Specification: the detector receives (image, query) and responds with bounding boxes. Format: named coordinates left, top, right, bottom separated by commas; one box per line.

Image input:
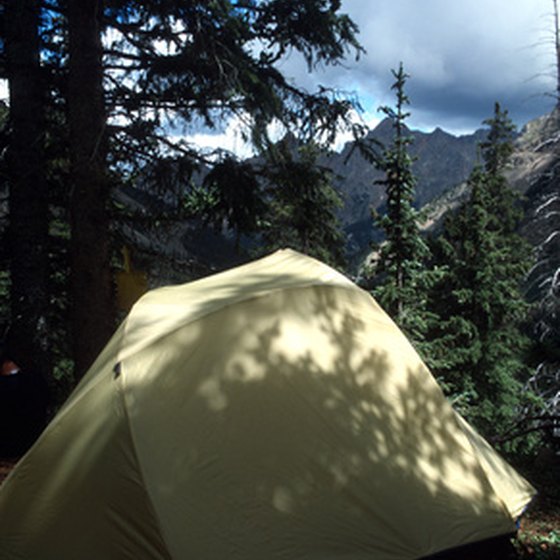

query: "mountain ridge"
left=325, top=118, right=487, bottom=259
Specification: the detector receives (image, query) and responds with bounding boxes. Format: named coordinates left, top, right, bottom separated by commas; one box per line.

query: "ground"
left=516, top=507, right=560, bottom=559
left=512, top=453, right=560, bottom=560
left=0, top=455, right=558, bottom=558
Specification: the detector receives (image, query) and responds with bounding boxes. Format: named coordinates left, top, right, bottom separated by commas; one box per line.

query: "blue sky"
left=185, top=0, right=557, bottom=155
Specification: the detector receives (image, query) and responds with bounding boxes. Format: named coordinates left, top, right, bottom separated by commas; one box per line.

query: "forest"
left=0, top=1, right=559, bottom=558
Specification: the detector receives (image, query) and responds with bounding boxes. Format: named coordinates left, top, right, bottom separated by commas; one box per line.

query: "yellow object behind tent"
left=0, top=249, right=535, bottom=560
left=115, top=246, right=148, bottom=312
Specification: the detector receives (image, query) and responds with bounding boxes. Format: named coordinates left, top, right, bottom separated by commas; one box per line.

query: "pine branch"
left=490, top=414, right=560, bottom=444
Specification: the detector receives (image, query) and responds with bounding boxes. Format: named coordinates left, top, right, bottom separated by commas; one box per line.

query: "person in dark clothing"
left=0, top=343, right=49, bottom=458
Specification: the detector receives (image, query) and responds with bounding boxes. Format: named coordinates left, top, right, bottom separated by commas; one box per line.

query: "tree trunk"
left=554, top=0, right=560, bottom=108
left=5, top=0, right=50, bottom=375
left=66, top=0, right=114, bottom=379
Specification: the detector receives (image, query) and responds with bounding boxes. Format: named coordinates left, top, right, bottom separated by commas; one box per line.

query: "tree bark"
left=66, top=0, right=114, bottom=378
left=5, top=0, right=50, bottom=374
left=554, top=0, right=560, bottom=108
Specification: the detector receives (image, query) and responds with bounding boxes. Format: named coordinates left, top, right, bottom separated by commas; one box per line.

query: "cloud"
left=278, top=0, right=556, bottom=134
left=173, top=115, right=255, bottom=159
left=8, top=2, right=550, bottom=155
left=3, top=2, right=556, bottom=157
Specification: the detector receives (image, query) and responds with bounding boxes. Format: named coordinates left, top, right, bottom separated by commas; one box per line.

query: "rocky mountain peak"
left=328, top=119, right=485, bottom=259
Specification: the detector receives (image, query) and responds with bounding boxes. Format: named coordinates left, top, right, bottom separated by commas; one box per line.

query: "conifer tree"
left=67, top=0, right=115, bottom=378
left=372, top=64, right=432, bottom=342
left=3, top=0, right=50, bottom=375
left=262, top=139, right=346, bottom=268
left=427, top=103, right=533, bottom=440
left=1, top=0, right=363, bottom=381
left=195, top=157, right=267, bottom=252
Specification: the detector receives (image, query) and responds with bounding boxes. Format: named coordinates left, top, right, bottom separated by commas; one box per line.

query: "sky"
left=191, top=0, right=558, bottom=154
left=1, top=0, right=556, bottom=154
left=304, top=0, right=556, bottom=134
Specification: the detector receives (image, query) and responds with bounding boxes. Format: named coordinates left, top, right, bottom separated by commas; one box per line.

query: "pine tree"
left=372, top=64, right=432, bottom=342
left=191, top=156, right=267, bottom=252
left=4, top=0, right=50, bottom=375
left=67, top=0, right=115, bottom=377
left=427, top=103, right=533, bottom=440
left=262, top=139, right=346, bottom=268
left=102, top=0, right=363, bottom=173
left=1, top=0, right=363, bottom=381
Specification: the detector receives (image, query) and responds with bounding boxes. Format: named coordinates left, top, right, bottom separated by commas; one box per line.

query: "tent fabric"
left=0, top=249, right=535, bottom=560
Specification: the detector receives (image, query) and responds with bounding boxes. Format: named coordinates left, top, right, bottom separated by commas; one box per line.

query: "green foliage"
left=426, top=103, right=535, bottom=443
left=198, top=157, right=267, bottom=246
left=1, top=0, right=363, bottom=390
left=102, top=0, right=363, bottom=269
left=515, top=528, right=560, bottom=559
left=480, top=102, right=516, bottom=176
left=183, top=136, right=347, bottom=267
left=103, top=0, right=363, bottom=172
left=370, top=64, right=434, bottom=343
left=261, top=139, right=346, bottom=267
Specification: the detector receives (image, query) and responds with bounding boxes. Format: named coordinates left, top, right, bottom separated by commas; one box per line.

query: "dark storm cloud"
left=282, top=0, right=556, bottom=133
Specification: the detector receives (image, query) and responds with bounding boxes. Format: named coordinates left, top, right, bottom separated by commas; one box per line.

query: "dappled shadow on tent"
left=123, top=281, right=514, bottom=559
left=0, top=252, right=532, bottom=560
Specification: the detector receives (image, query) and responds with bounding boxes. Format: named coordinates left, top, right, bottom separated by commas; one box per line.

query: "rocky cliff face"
left=327, top=119, right=485, bottom=257
left=521, top=135, right=560, bottom=301
left=420, top=112, right=560, bottom=234
left=517, top=112, right=560, bottom=425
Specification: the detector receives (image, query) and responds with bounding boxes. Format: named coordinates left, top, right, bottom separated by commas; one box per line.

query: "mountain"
left=325, top=119, right=486, bottom=258
left=518, top=112, right=560, bottom=303
left=514, top=111, right=560, bottom=424
left=121, top=114, right=560, bottom=280
left=115, top=119, right=487, bottom=274
left=420, top=111, right=560, bottom=235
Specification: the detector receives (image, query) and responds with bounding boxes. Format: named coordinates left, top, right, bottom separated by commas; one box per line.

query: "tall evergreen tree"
left=102, top=0, right=362, bottom=173
left=195, top=156, right=267, bottom=252
left=261, top=139, right=346, bottom=267
left=427, top=103, right=533, bottom=440
left=3, top=0, right=50, bottom=375
left=372, top=64, right=431, bottom=341
left=66, top=0, right=114, bottom=378
left=186, top=137, right=346, bottom=267
left=85, top=0, right=360, bottom=380
left=1, top=0, right=363, bottom=381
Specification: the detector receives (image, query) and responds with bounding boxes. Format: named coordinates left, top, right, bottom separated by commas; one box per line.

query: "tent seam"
left=115, top=374, right=174, bottom=560
left=119, top=281, right=369, bottom=364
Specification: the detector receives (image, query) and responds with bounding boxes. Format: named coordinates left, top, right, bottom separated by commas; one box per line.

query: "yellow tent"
left=0, top=249, right=535, bottom=560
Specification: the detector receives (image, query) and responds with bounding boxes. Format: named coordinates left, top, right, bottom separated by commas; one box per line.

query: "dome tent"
left=0, top=249, right=534, bottom=560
